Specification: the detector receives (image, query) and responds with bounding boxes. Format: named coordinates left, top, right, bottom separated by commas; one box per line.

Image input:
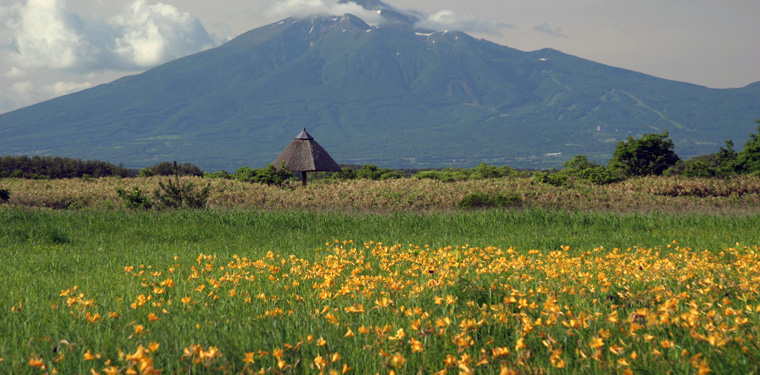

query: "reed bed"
left=1, top=175, right=760, bottom=213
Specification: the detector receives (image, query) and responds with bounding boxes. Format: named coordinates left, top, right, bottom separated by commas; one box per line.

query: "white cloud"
left=5, top=0, right=97, bottom=70
left=0, top=0, right=218, bottom=113
left=533, top=22, right=567, bottom=38
left=10, top=79, right=92, bottom=104
left=414, top=9, right=510, bottom=35
left=0, top=0, right=216, bottom=72
left=111, top=0, right=214, bottom=68
left=5, top=66, right=26, bottom=78
left=265, top=0, right=385, bottom=25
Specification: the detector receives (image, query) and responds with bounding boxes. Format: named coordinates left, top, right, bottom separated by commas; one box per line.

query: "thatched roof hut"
left=272, top=128, right=340, bottom=185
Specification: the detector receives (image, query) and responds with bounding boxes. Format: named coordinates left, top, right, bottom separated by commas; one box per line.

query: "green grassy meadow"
left=2, top=208, right=760, bottom=374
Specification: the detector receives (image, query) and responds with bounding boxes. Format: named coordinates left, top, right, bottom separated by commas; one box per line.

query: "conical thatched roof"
left=272, top=128, right=341, bottom=172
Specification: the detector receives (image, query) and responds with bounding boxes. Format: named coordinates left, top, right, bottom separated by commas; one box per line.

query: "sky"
left=1, top=0, right=758, bottom=114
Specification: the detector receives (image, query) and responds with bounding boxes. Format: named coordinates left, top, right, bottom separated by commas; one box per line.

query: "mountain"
left=1, top=3, right=759, bottom=171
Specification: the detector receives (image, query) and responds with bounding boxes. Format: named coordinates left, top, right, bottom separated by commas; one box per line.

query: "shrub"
left=471, top=162, right=515, bottom=179
left=0, top=188, right=9, bottom=202
left=153, top=171, right=210, bottom=209
left=533, top=171, right=571, bottom=188
left=458, top=193, right=522, bottom=209
left=682, top=160, right=717, bottom=178
left=205, top=170, right=233, bottom=179
left=379, top=170, right=405, bottom=180
left=141, top=161, right=204, bottom=177
left=356, top=165, right=388, bottom=180
left=415, top=169, right=470, bottom=182
left=115, top=186, right=152, bottom=209
left=331, top=167, right=357, bottom=180
left=138, top=168, right=156, bottom=177
left=153, top=179, right=210, bottom=209
left=235, top=164, right=292, bottom=186
left=562, top=155, right=620, bottom=185
left=584, top=167, right=622, bottom=185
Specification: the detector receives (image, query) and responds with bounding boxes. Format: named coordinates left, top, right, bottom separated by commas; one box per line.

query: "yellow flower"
left=515, top=337, right=526, bottom=351
left=147, top=312, right=160, bottom=322
left=242, top=352, right=255, bottom=364
left=589, top=337, right=604, bottom=349
left=491, top=347, right=510, bottom=358
left=410, top=338, right=423, bottom=353
left=28, top=357, right=46, bottom=369
left=84, top=350, right=96, bottom=361
left=344, top=304, right=365, bottom=313
left=331, top=352, right=341, bottom=363
left=549, top=349, right=565, bottom=368
left=344, top=328, right=354, bottom=337
left=389, top=353, right=406, bottom=369
left=313, top=355, right=327, bottom=370
left=375, top=297, right=393, bottom=308
left=443, top=354, right=457, bottom=367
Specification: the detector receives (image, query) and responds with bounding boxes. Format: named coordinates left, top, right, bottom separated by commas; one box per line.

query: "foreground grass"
left=2, top=209, right=760, bottom=374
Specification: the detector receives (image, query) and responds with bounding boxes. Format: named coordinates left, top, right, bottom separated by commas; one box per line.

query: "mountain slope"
left=1, top=12, right=758, bottom=170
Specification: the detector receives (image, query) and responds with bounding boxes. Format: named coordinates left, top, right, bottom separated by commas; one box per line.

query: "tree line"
left=0, top=155, right=136, bottom=179
left=2, top=120, right=759, bottom=183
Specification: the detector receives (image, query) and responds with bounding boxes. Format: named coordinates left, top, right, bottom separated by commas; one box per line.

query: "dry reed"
left=1, top=175, right=759, bottom=213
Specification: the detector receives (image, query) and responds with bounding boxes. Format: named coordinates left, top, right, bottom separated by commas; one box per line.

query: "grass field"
left=2, top=208, right=759, bottom=374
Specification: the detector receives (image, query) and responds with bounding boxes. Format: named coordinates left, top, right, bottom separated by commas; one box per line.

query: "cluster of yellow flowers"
left=32, top=240, right=760, bottom=374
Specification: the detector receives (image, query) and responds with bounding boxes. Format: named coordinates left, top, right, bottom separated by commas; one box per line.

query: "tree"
left=734, top=120, right=760, bottom=174
left=608, top=131, right=680, bottom=177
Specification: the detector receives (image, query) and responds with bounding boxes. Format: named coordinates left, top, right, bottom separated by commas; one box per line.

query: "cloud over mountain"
left=110, top=0, right=215, bottom=68
left=265, top=0, right=385, bottom=25
left=2, top=0, right=214, bottom=71
left=0, top=0, right=216, bottom=111
left=414, top=9, right=511, bottom=35
left=3, top=0, right=97, bottom=71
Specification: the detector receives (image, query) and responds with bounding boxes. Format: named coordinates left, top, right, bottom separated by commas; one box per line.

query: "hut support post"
left=301, top=171, right=307, bottom=186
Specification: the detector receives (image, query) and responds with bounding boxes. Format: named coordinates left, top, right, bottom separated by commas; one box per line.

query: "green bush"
left=415, top=169, right=470, bottom=182
left=584, top=167, right=622, bottom=185
left=115, top=186, right=152, bottom=209
left=471, top=162, right=516, bottom=179
left=533, top=171, right=571, bottom=188
left=235, top=164, right=292, bottom=186
left=138, top=168, right=156, bottom=177
left=141, top=161, right=204, bottom=177
left=562, top=155, right=621, bottom=185
left=330, top=167, right=357, bottom=180
left=379, top=170, right=405, bottom=180
left=458, top=193, right=522, bottom=209
left=682, top=160, right=717, bottom=178
left=205, top=170, right=233, bottom=179
left=356, top=165, right=394, bottom=180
